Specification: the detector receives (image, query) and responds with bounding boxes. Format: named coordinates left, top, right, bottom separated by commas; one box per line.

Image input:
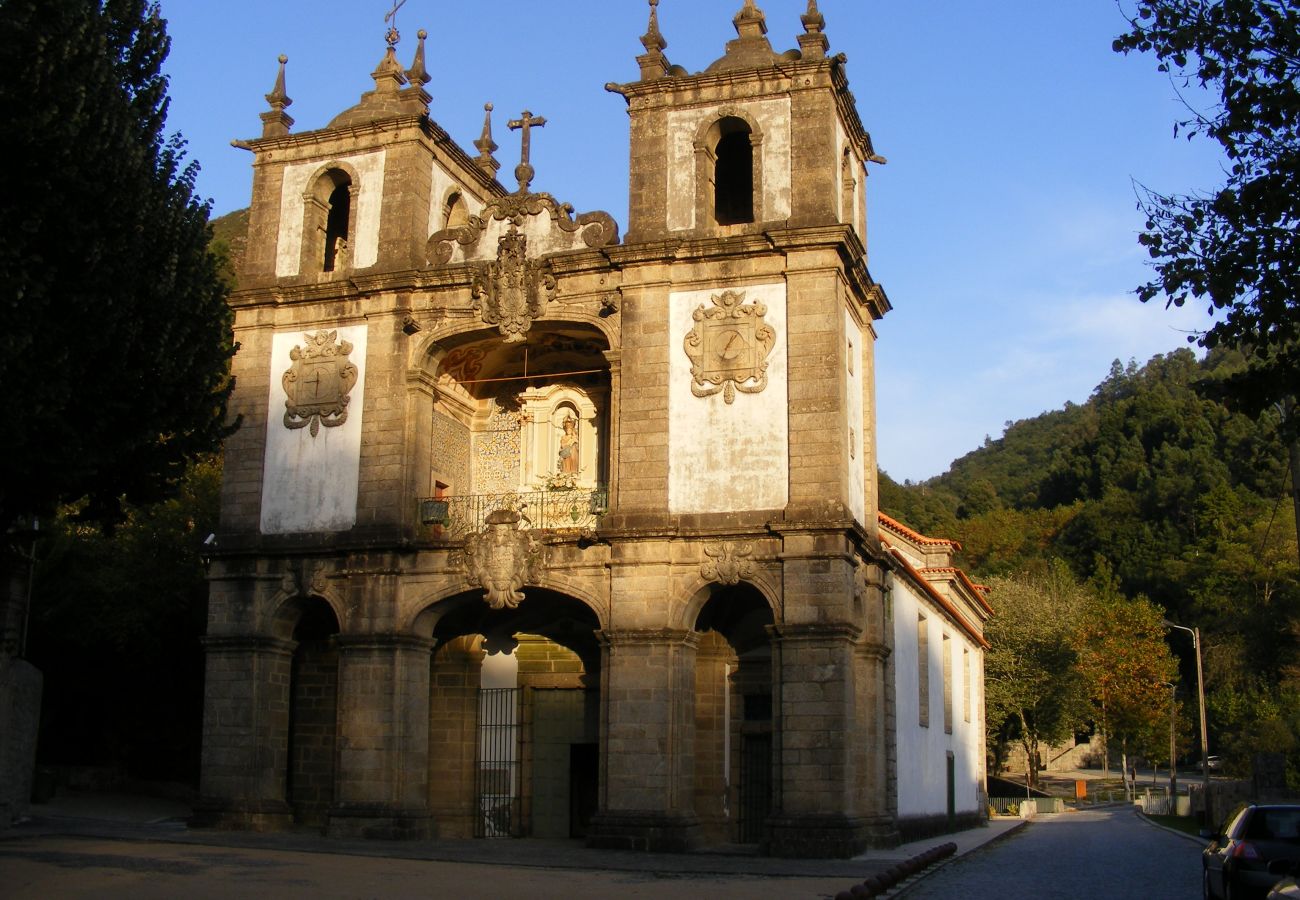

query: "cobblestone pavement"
left=901, top=807, right=1203, bottom=900
left=0, top=835, right=861, bottom=900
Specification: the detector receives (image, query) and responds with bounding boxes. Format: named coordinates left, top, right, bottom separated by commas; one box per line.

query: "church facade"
left=197, top=1, right=990, bottom=857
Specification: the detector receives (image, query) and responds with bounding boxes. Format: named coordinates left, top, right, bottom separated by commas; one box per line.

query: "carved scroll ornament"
left=701, top=541, right=756, bottom=586
left=282, top=330, right=359, bottom=436
left=464, top=509, right=545, bottom=610
left=683, top=291, right=777, bottom=404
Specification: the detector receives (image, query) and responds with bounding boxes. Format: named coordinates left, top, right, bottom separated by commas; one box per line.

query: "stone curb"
left=1136, top=809, right=1209, bottom=846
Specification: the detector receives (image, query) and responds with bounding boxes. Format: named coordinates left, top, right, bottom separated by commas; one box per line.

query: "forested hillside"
left=882, top=348, right=1300, bottom=780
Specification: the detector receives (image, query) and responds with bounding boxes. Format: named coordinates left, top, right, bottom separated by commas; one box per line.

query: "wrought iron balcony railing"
left=417, top=486, right=608, bottom=540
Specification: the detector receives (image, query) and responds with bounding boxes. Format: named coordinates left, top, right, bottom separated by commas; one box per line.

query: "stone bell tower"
left=589, top=0, right=897, bottom=855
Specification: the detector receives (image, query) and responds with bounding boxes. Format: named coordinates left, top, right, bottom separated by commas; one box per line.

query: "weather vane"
left=384, top=0, right=408, bottom=47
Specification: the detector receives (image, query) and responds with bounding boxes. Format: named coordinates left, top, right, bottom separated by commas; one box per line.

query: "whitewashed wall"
left=275, top=151, right=386, bottom=276
left=891, top=573, right=984, bottom=818
left=260, top=325, right=368, bottom=534
left=667, top=283, right=788, bottom=515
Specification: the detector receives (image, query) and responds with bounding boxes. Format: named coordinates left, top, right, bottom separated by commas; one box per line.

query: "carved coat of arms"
left=683, top=290, right=777, bottom=404
left=471, top=227, right=556, bottom=343
left=464, top=509, right=544, bottom=609
left=282, top=330, right=359, bottom=436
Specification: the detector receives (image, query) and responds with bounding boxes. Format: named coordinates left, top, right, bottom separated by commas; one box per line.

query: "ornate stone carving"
left=470, top=227, right=556, bottom=343
left=701, top=541, right=755, bottom=586
left=683, top=290, right=777, bottom=404
left=464, top=509, right=544, bottom=609
left=425, top=192, right=619, bottom=267
left=282, top=330, right=359, bottom=436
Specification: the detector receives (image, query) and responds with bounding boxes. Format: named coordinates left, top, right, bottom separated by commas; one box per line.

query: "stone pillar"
left=328, top=634, right=433, bottom=839
left=766, top=622, right=875, bottom=858
left=587, top=628, right=701, bottom=852
left=692, top=631, right=735, bottom=844
left=427, top=636, right=480, bottom=838
left=194, top=635, right=296, bottom=830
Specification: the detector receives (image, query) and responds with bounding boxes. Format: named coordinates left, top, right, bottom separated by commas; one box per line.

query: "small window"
left=942, top=634, right=953, bottom=734
left=444, top=191, right=469, bottom=229
left=714, top=117, right=754, bottom=225
left=918, top=614, right=929, bottom=728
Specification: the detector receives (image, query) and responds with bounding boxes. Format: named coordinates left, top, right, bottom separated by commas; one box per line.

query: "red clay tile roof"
left=883, top=539, right=990, bottom=649
left=877, top=512, right=962, bottom=551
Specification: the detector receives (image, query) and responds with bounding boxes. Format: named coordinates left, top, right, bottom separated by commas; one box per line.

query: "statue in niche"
left=556, top=415, right=579, bottom=475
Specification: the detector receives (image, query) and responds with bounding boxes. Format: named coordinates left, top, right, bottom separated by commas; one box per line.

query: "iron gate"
left=475, top=687, right=521, bottom=838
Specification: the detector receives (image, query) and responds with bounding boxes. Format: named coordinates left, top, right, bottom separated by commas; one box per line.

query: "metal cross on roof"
left=507, top=110, right=547, bottom=193
left=384, top=0, right=408, bottom=47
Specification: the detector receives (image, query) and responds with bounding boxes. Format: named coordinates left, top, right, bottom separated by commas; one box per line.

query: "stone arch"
left=676, top=570, right=781, bottom=634
left=266, top=580, right=348, bottom=642
left=442, top=188, right=471, bottom=230
left=415, top=586, right=604, bottom=839
left=693, top=108, right=766, bottom=229
left=299, top=161, right=362, bottom=275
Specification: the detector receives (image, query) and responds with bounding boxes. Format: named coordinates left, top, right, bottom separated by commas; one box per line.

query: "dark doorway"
left=569, top=742, right=598, bottom=838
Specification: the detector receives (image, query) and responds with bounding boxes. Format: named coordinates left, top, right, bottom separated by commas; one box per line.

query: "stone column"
left=426, top=636, right=481, bottom=838
left=766, top=622, right=874, bottom=858
left=587, top=628, right=701, bottom=852
left=328, top=634, right=434, bottom=839
left=194, top=635, right=296, bottom=830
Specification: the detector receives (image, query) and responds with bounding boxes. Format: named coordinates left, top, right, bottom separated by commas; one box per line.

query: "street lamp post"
left=1163, top=619, right=1210, bottom=834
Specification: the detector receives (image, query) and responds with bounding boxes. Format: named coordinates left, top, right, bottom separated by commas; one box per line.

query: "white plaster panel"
left=427, top=163, right=485, bottom=238
left=891, top=577, right=985, bottom=818
left=666, top=98, right=792, bottom=232
left=668, top=283, right=788, bottom=514
left=275, top=151, right=386, bottom=277
left=845, top=310, right=865, bottom=525
left=260, top=325, right=368, bottom=533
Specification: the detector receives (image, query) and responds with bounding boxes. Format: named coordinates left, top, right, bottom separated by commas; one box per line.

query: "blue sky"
left=161, top=0, right=1226, bottom=482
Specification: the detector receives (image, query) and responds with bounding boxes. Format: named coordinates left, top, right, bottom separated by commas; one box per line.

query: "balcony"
left=417, top=486, right=608, bottom=540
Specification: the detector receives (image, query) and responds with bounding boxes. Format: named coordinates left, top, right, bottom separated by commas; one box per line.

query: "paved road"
left=0, top=835, right=858, bottom=900
left=902, top=807, right=1202, bottom=900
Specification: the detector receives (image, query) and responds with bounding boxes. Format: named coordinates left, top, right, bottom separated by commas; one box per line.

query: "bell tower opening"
left=323, top=179, right=351, bottom=272
left=713, top=118, right=754, bottom=226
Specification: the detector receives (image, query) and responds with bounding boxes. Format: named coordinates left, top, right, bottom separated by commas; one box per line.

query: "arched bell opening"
left=691, top=583, right=775, bottom=845
left=417, top=324, right=612, bottom=540
left=421, top=588, right=602, bottom=839
left=279, top=596, right=341, bottom=828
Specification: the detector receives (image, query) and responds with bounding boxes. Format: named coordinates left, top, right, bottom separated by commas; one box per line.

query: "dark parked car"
left=1204, top=804, right=1300, bottom=900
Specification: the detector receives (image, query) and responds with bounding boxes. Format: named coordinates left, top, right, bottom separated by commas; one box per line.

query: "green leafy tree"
left=1113, top=1, right=1300, bottom=407
left=0, top=0, right=234, bottom=528
left=1075, top=568, right=1179, bottom=792
left=983, top=563, right=1091, bottom=788
left=28, top=456, right=220, bottom=782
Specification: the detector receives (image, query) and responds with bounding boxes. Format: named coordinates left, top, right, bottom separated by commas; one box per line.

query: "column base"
left=764, top=813, right=883, bottom=858
left=586, top=811, right=702, bottom=853
left=189, top=798, right=293, bottom=832
left=326, top=803, right=434, bottom=840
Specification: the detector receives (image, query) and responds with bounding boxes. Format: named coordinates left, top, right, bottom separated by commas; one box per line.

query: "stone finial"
left=474, top=102, right=501, bottom=177
left=406, top=28, right=431, bottom=86
left=259, top=54, right=294, bottom=138
left=798, top=0, right=829, bottom=59
left=733, top=0, right=768, bottom=39
left=638, top=0, right=671, bottom=81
